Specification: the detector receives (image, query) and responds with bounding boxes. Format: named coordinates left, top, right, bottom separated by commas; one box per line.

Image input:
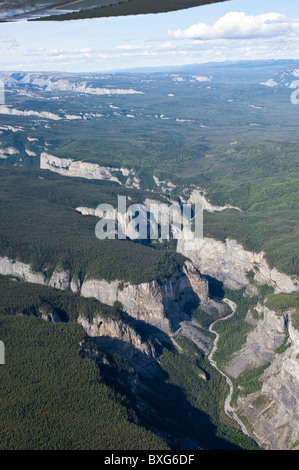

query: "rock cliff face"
left=40, top=152, right=137, bottom=186
left=81, top=261, right=208, bottom=334
left=49, top=269, right=71, bottom=290
left=0, top=256, right=208, bottom=335
left=78, top=315, right=153, bottom=359
left=81, top=279, right=119, bottom=306
left=186, top=189, right=242, bottom=213
left=177, top=237, right=299, bottom=294
left=0, top=256, right=47, bottom=285
left=224, top=305, right=287, bottom=379
left=225, top=305, right=299, bottom=450
left=40, top=152, right=122, bottom=183
left=74, top=194, right=298, bottom=295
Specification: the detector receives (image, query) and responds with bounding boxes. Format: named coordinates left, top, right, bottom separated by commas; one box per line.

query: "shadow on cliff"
left=204, top=275, right=225, bottom=300
left=91, top=309, right=176, bottom=378
left=87, top=311, right=254, bottom=450
left=94, top=338, right=252, bottom=451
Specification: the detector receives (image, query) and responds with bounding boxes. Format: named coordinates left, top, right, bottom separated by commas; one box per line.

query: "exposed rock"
left=75, top=206, right=96, bottom=216
left=187, top=189, right=242, bottom=213
left=0, top=255, right=208, bottom=335
left=0, top=256, right=47, bottom=285
left=40, top=152, right=122, bottom=184
left=255, top=260, right=297, bottom=294
left=78, top=315, right=157, bottom=375
left=49, top=269, right=70, bottom=290
left=81, top=279, right=119, bottom=306
left=70, top=277, right=81, bottom=293
left=245, top=283, right=259, bottom=297
left=78, top=315, right=153, bottom=358
left=176, top=320, right=214, bottom=355
left=40, top=309, right=62, bottom=324
left=0, top=256, right=74, bottom=292
left=81, top=262, right=208, bottom=334
left=224, top=306, right=287, bottom=378
left=226, top=306, right=299, bottom=450
left=177, top=237, right=299, bottom=293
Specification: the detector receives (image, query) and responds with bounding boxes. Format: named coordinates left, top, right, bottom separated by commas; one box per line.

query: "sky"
left=0, top=0, right=298, bottom=72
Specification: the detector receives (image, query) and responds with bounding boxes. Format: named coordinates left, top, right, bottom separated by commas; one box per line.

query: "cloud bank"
left=168, top=12, right=299, bottom=40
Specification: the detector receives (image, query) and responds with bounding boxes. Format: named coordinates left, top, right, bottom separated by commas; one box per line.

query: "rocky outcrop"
left=0, top=256, right=47, bottom=285
left=0, top=256, right=208, bottom=335
left=40, top=305, right=62, bottom=323
left=177, top=237, right=299, bottom=294
left=81, top=261, right=208, bottom=334
left=224, top=305, right=287, bottom=379
left=78, top=315, right=153, bottom=358
left=75, top=207, right=97, bottom=217
left=49, top=269, right=71, bottom=290
left=225, top=305, right=299, bottom=450
left=81, top=279, right=119, bottom=306
left=41, top=152, right=140, bottom=187
left=0, top=257, right=73, bottom=291
left=40, top=152, right=122, bottom=184
left=70, top=277, right=81, bottom=293
left=186, top=189, right=242, bottom=213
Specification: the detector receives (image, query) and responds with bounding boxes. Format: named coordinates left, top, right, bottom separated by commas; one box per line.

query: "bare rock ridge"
left=0, top=256, right=208, bottom=335
left=78, top=315, right=154, bottom=361
left=177, top=237, right=299, bottom=294
left=40, top=152, right=138, bottom=187
left=82, top=261, right=208, bottom=334
left=225, top=305, right=289, bottom=379
left=227, top=305, right=299, bottom=450
left=0, top=256, right=48, bottom=285
left=186, top=188, right=242, bottom=213
left=40, top=152, right=122, bottom=184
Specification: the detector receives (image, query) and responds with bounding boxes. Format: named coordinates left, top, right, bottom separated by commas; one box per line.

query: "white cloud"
left=168, top=12, right=299, bottom=40
left=115, top=42, right=174, bottom=53
left=2, top=36, right=20, bottom=49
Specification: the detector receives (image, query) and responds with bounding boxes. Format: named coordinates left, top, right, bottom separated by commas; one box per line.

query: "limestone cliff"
left=224, top=305, right=299, bottom=450
left=81, top=261, right=208, bottom=334
left=186, top=188, right=242, bottom=213
left=224, top=305, right=288, bottom=379
left=49, top=269, right=71, bottom=290
left=40, top=152, right=137, bottom=186
left=40, top=152, right=122, bottom=183
left=0, top=256, right=47, bottom=285
left=177, top=237, right=299, bottom=294
left=0, top=256, right=208, bottom=335
left=78, top=315, right=154, bottom=359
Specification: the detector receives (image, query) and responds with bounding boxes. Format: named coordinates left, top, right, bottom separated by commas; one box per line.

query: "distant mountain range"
left=260, top=68, right=299, bottom=88
left=2, top=60, right=299, bottom=91
left=107, top=59, right=299, bottom=82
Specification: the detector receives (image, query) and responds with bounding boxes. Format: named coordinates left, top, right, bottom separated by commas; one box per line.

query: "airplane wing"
left=0, top=0, right=230, bottom=22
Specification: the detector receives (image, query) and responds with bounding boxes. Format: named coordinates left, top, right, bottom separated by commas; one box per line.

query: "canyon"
left=0, top=152, right=297, bottom=450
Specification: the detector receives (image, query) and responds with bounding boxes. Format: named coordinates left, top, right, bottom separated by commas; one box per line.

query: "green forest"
left=0, top=276, right=258, bottom=450
left=0, top=67, right=298, bottom=451
left=0, top=167, right=185, bottom=284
